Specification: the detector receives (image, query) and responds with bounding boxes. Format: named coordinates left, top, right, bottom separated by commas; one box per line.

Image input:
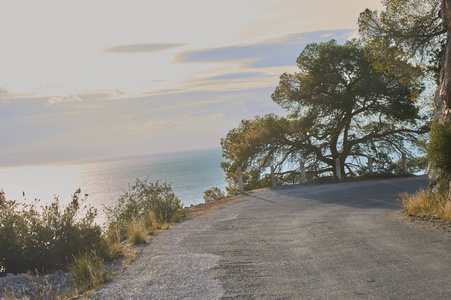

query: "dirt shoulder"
left=186, top=189, right=266, bottom=218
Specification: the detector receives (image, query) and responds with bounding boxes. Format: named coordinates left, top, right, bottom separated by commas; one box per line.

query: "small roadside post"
left=271, top=166, right=276, bottom=188
left=402, top=153, right=408, bottom=174
left=300, top=161, right=306, bottom=184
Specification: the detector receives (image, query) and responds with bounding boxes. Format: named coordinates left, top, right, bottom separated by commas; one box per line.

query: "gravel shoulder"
left=93, top=176, right=451, bottom=299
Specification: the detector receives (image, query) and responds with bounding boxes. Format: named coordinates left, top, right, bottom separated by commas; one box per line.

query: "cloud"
left=183, top=112, right=226, bottom=123
left=103, top=43, right=186, bottom=53
left=320, top=33, right=334, bottom=39
left=47, top=94, right=83, bottom=105
left=205, top=72, right=265, bottom=81
left=175, top=29, right=355, bottom=68
left=0, top=87, right=7, bottom=95
left=145, top=119, right=181, bottom=128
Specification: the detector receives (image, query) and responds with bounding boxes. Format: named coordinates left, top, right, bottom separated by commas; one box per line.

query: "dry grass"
left=1, top=275, right=60, bottom=300
left=187, top=193, right=249, bottom=218
left=67, top=252, right=113, bottom=295
left=399, top=189, right=451, bottom=220
left=144, top=210, right=157, bottom=229
left=128, top=219, right=148, bottom=246
left=441, top=201, right=451, bottom=220
left=106, top=229, right=124, bottom=260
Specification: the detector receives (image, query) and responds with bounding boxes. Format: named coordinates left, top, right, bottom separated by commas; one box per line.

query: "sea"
left=0, top=148, right=227, bottom=223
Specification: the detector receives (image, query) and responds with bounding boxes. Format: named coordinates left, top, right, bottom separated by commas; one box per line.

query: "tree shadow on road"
left=250, top=176, right=429, bottom=211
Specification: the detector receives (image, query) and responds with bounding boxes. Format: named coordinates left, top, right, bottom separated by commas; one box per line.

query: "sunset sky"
left=0, top=0, right=383, bottom=168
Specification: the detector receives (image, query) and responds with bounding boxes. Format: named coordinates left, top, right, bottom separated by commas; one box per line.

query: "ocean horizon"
left=0, top=148, right=227, bottom=223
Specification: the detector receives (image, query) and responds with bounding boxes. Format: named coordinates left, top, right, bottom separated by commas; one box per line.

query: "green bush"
left=0, top=189, right=104, bottom=274
left=68, top=251, right=110, bottom=291
left=428, top=121, right=451, bottom=173
left=203, top=187, right=225, bottom=203
left=105, top=179, right=184, bottom=241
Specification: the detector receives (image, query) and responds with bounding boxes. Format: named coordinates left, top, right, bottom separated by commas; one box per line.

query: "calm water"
left=0, top=148, right=227, bottom=222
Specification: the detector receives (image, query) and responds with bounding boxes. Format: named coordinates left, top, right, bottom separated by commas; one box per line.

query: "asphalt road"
left=94, top=176, right=451, bottom=299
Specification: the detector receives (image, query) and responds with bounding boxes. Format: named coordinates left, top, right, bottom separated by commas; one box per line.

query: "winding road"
left=94, top=176, right=451, bottom=299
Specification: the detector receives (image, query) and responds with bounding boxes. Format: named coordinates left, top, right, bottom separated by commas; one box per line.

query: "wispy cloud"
left=47, top=94, right=83, bottom=106
left=103, top=43, right=186, bottom=53
left=205, top=72, right=265, bottom=81
left=175, top=29, right=355, bottom=68
left=145, top=118, right=181, bottom=128
left=320, top=33, right=334, bottom=39
left=183, top=112, right=226, bottom=123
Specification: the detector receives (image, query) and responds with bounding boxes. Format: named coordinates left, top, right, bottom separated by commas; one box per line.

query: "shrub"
left=203, top=187, right=225, bottom=203
left=0, top=189, right=105, bottom=274
left=68, top=251, right=109, bottom=291
left=428, top=121, right=451, bottom=173
left=105, top=179, right=184, bottom=241
left=170, top=210, right=185, bottom=223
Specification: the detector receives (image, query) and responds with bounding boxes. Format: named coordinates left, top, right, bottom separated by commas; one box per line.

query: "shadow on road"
left=261, top=175, right=429, bottom=211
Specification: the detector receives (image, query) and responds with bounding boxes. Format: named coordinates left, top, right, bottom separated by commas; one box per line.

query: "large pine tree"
left=221, top=40, right=427, bottom=191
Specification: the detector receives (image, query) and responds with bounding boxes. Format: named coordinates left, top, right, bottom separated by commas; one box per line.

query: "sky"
left=0, top=0, right=384, bottom=168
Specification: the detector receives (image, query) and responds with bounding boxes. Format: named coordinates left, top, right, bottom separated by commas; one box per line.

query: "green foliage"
left=222, top=39, right=427, bottom=190
left=359, top=0, right=451, bottom=190
left=101, top=229, right=123, bottom=261
left=428, top=121, right=451, bottom=173
left=68, top=251, right=110, bottom=291
left=0, top=189, right=104, bottom=274
left=170, top=210, right=184, bottom=223
left=203, top=187, right=225, bottom=203
left=221, top=114, right=293, bottom=191
left=105, top=179, right=183, bottom=241
left=358, top=0, right=445, bottom=84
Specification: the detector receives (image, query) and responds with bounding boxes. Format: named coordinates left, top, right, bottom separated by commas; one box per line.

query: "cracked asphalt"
left=94, top=176, right=451, bottom=299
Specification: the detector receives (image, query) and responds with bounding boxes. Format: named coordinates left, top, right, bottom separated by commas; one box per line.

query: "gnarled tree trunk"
left=441, top=0, right=451, bottom=118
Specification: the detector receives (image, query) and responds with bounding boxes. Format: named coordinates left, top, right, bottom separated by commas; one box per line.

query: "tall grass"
left=440, top=200, right=451, bottom=220
left=68, top=251, right=111, bottom=292
left=128, top=219, right=147, bottom=245
left=399, top=189, right=451, bottom=220
left=143, top=210, right=157, bottom=229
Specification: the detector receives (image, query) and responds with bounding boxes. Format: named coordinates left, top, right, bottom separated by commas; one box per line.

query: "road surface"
left=94, top=176, right=451, bottom=299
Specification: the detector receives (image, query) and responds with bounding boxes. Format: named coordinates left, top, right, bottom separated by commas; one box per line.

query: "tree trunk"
left=441, top=0, right=451, bottom=119
left=429, top=1, right=451, bottom=195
